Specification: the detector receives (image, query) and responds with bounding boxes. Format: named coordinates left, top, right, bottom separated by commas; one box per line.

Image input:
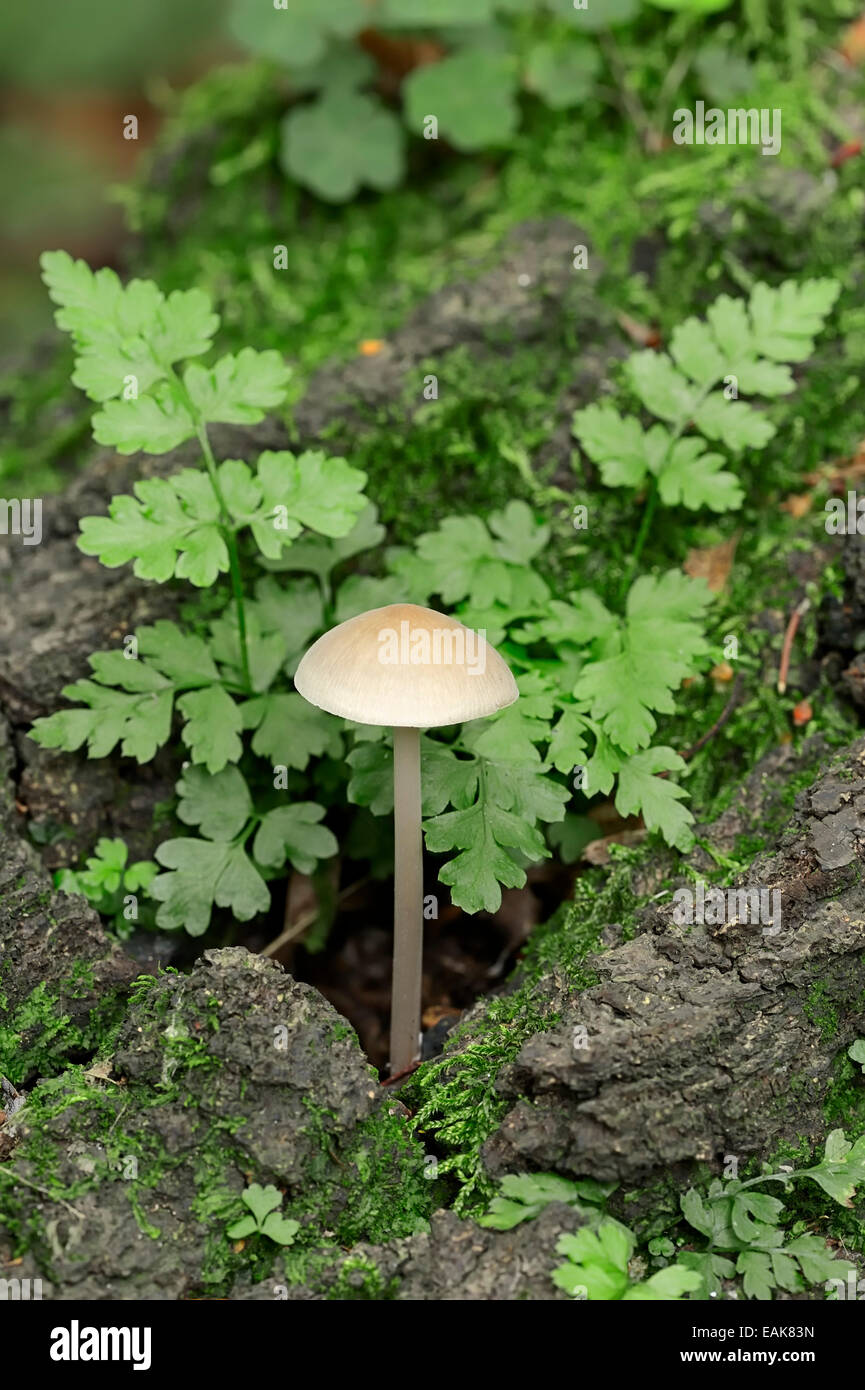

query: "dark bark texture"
left=484, top=740, right=865, bottom=1186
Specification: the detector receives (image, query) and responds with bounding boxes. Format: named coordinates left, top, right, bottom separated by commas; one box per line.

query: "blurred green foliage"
left=221, top=0, right=860, bottom=201
left=0, top=0, right=229, bottom=90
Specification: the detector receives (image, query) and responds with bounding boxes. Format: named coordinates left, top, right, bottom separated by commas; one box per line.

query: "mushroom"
left=294, top=603, right=518, bottom=1077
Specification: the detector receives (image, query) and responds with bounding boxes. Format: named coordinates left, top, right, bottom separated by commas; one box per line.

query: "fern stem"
left=170, top=369, right=253, bottom=694
left=620, top=377, right=717, bottom=602
left=621, top=478, right=658, bottom=600
left=197, top=422, right=253, bottom=696
left=735, top=1172, right=795, bottom=1190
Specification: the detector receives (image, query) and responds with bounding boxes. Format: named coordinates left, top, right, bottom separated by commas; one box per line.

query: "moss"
left=0, top=975, right=244, bottom=1280
left=326, top=1254, right=393, bottom=1301
left=1, top=1062, right=258, bottom=1291
left=805, top=981, right=841, bottom=1041
left=0, top=981, right=127, bottom=1087
left=66, top=960, right=96, bottom=997
left=687, top=678, right=860, bottom=841
left=288, top=1093, right=437, bottom=1247
left=338, top=1105, right=438, bottom=1245
left=0, top=343, right=92, bottom=497
left=0, top=966, right=440, bottom=1295
left=404, top=853, right=649, bottom=1215
left=279, top=1242, right=397, bottom=1299
left=342, top=337, right=580, bottom=543
left=13, top=1115, right=248, bottom=1293
left=405, top=995, right=548, bottom=1216
left=823, top=1045, right=865, bottom=1131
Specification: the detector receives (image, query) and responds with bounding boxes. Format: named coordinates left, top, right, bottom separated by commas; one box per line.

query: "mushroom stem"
left=390, top=725, right=423, bottom=1076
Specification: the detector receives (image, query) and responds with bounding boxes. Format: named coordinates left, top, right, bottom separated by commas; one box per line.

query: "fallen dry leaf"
left=84, top=1059, right=116, bottom=1082
left=358, top=27, right=447, bottom=82
left=804, top=442, right=865, bottom=491
left=840, top=14, right=865, bottom=65
left=616, top=312, right=661, bottom=348
left=583, top=829, right=648, bottom=865
left=683, top=534, right=739, bottom=593
left=831, top=139, right=863, bottom=168
left=587, top=800, right=640, bottom=832
left=422, top=1003, right=460, bottom=1028
left=792, top=700, right=813, bottom=726
left=781, top=493, right=814, bottom=518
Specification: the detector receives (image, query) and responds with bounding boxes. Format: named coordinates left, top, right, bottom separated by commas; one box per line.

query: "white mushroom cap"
left=294, top=603, right=518, bottom=728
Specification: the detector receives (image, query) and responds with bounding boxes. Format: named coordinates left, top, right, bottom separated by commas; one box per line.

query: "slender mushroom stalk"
left=390, top=726, right=423, bottom=1075
left=294, top=603, right=518, bottom=1078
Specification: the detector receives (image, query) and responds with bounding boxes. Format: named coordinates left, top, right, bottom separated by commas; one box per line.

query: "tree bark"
left=484, top=738, right=865, bottom=1187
